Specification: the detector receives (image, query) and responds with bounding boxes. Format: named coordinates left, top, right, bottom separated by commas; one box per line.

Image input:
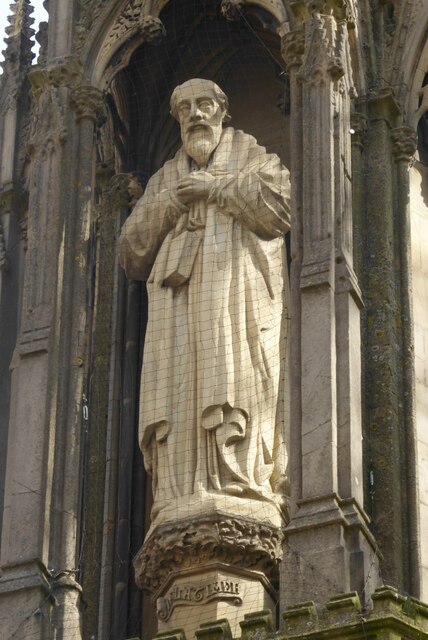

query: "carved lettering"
left=157, top=579, right=243, bottom=621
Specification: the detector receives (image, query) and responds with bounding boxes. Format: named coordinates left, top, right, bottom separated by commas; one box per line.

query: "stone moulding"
left=134, top=514, right=284, bottom=593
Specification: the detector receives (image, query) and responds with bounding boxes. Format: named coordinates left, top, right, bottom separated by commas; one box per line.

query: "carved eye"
left=198, top=99, right=214, bottom=112
left=178, top=103, right=191, bottom=115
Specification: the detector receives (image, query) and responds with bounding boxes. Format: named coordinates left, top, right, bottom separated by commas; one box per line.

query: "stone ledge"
left=149, top=587, right=428, bottom=640
left=0, top=559, right=55, bottom=601
left=282, top=586, right=428, bottom=640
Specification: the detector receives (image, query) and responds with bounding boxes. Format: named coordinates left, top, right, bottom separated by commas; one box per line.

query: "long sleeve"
left=212, top=147, right=291, bottom=240
left=119, top=165, right=188, bottom=281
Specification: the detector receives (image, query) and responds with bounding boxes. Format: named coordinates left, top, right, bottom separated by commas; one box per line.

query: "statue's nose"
left=190, top=104, right=203, bottom=120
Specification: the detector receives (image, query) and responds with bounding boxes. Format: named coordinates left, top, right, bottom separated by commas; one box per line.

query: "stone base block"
left=0, top=561, right=55, bottom=639
left=0, top=560, right=83, bottom=639
left=156, top=565, right=276, bottom=639
left=281, top=494, right=381, bottom=610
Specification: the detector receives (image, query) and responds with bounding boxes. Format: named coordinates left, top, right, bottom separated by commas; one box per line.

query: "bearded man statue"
left=119, top=78, right=291, bottom=532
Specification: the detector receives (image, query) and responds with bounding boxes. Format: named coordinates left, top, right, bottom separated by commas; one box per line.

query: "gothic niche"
left=103, top=1, right=291, bottom=637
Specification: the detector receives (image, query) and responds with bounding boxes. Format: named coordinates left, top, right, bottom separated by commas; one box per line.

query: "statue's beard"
left=183, top=124, right=222, bottom=168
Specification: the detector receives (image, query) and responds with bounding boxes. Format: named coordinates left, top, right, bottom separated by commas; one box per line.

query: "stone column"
left=363, top=89, right=411, bottom=590
left=280, top=0, right=380, bottom=608
left=390, top=125, right=420, bottom=595
left=0, top=0, right=34, bottom=544
left=0, top=64, right=71, bottom=639
left=51, top=83, right=106, bottom=639
left=281, top=25, right=305, bottom=513
left=349, top=112, right=367, bottom=278
left=391, top=126, right=418, bottom=595
left=95, top=172, right=147, bottom=640
left=0, top=58, right=104, bottom=637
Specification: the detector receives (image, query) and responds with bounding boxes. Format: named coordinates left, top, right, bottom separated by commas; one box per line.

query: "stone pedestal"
left=134, top=513, right=283, bottom=638
left=156, top=565, right=275, bottom=638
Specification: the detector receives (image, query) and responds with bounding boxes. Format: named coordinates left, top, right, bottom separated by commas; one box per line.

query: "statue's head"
left=170, top=79, right=230, bottom=167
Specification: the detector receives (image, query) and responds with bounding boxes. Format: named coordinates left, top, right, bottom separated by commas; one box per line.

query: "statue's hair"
left=170, top=79, right=231, bottom=123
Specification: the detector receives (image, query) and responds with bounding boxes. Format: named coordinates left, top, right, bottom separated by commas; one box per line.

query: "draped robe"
left=119, top=127, right=291, bottom=524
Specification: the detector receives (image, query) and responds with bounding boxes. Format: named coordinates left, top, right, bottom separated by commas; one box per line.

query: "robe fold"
left=119, top=127, right=291, bottom=521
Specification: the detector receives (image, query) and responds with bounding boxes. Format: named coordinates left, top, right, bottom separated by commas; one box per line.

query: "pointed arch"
left=77, top=0, right=292, bottom=88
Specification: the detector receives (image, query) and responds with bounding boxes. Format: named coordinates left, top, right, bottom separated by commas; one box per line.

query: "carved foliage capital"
left=391, top=126, right=418, bottom=164
left=281, top=28, right=305, bottom=70
left=27, top=81, right=67, bottom=155
left=350, top=111, right=368, bottom=133
left=297, top=14, right=348, bottom=86
left=71, top=86, right=106, bottom=123
left=307, top=0, right=330, bottom=14
left=350, top=112, right=368, bottom=148
left=134, top=515, right=284, bottom=593
left=47, top=57, right=83, bottom=89
left=368, top=87, right=401, bottom=127
left=291, top=0, right=350, bottom=22
left=29, top=57, right=83, bottom=99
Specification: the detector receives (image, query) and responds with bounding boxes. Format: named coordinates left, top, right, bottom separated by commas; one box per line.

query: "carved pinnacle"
left=0, top=0, right=35, bottom=97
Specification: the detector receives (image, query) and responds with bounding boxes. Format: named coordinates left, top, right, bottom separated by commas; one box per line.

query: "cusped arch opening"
left=104, top=0, right=291, bottom=183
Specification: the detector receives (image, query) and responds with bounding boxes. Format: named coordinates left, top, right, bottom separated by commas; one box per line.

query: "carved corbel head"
left=138, top=15, right=166, bottom=44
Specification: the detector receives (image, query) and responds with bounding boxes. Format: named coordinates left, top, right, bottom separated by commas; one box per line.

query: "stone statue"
left=119, top=79, right=291, bottom=530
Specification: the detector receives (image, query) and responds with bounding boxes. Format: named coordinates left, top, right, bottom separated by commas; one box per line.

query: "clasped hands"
left=176, top=171, right=216, bottom=205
